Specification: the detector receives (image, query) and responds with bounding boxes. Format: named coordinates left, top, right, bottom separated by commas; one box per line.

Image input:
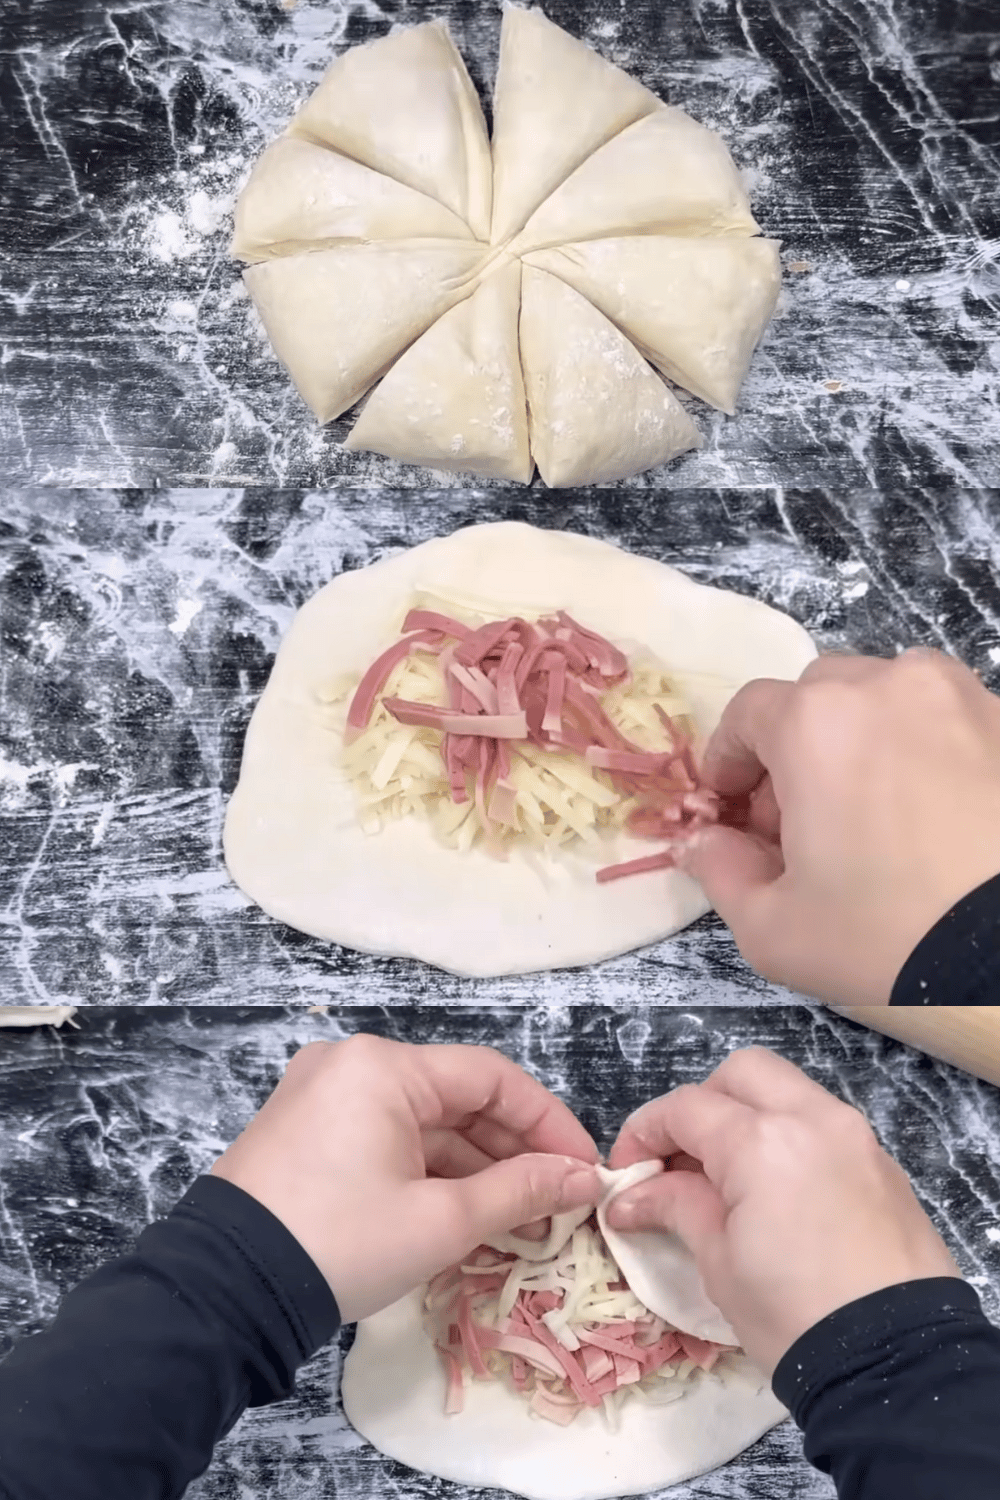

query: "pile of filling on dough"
left=334, top=597, right=720, bottom=881
left=424, top=1220, right=735, bottom=1427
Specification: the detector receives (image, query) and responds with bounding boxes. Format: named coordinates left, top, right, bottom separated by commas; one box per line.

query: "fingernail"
left=559, top=1164, right=600, bottom=1208
left=606, top=1190, right=645, bottom=1228
left=675, top=831, right=705, bottom=871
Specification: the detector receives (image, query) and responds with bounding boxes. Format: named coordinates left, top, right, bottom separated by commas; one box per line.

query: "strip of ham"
left=423, top=1218, right=735, bottom=1427
left=345, top=607, right=721, bottom=879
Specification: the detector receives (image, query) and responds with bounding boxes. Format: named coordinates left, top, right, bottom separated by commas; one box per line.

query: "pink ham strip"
left=596, top=851, right=680, bottom=885
left=556, top=612, right=629, bottom=678
left=542, top=654, right=568, bottom=736
left=383, top=699, right=528, bottom=739
left=576, top=1327, right=647, bottom=1360
left=450, top=663, right=500, bottom=715
left=518, top=1309, right=603, bottom=1407
left=586, top=745, right=679, bottom=776
left=353, top=610, right=723, bottom=884
left=458, top=1295, right=490, bottom=1378
left=455, top=618, right=521, bottom=668
left=437, top=1346, right=466, bottom=1414
left=581, top=1345, right=614, bottom=1382
left=495, top=643, right=524, bottom=715
left=477, top=1330, right=565, bottom=1382
left=402, top=609, right=471, bottom=639
left=643, top=1333, right=684, bottom=1373
left=347, top=630, right=443, bottom=733
left=427, top=1246, right=736, bottom=1428
left=678, top=1332, right=726, bottom=1371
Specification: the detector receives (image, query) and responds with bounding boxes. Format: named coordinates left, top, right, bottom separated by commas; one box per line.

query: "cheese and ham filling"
left=424, top=1220, right=735, bottom=1427
left=336, top=598, right=721, bottom=881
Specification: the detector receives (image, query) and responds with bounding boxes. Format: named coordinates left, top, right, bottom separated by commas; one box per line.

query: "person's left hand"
left=211, top=1034, right=601, bottom=1322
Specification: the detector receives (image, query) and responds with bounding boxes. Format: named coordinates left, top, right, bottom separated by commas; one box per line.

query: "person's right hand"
left=605, top=1048, right=960, bottom=1376
left=680, top=649, right=1000, bottom=1005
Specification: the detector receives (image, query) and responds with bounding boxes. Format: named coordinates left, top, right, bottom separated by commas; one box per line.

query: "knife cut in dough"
left=224, top=523, right=816, bottom=976
left=490, top=3, right=660, bottom=245
left=346, top=259, right=533, bottom=482
left=341, top=1160, right=785, bottom=1500
left=244, top=242, right=484, bottom=424
left=231, top=137, right=474, bottom=262
left=597, top=1162, right=738, bottom=1345
left=526, top=237, right=783, bottom=415
left=290, top=20, right=493, bottom=240
left=514, top=107, right=760, bottom=253
left=520, top=266, right=702, bottom=487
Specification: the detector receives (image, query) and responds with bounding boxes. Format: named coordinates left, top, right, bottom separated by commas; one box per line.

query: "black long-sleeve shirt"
left=2, top=1179, right=1000, bottom=1500
left=892, top=871, right=1000, bottom=1004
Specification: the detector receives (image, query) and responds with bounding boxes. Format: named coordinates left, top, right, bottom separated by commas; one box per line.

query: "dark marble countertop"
left=2, top=1004, right=999, bottom=1500
left=2, top=486, right=1000, bottom=1008
left=1, top=0, right=998, bottom=491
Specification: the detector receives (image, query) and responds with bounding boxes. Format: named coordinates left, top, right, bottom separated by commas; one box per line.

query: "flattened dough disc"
left=520, top=266, right=702, bottom=487
left=231, top=137, right=474, bottom=261
left=291, top=20, right=493, bottom=240
left=244, top=242, right=484, bottom=424
left=342, top=1289, right=785, bottom=1500
left=525, top=237, right=782, bottom=414
left=491, top=4, right=659, bottom=244
left=346, top=259, right=533, bottom=482
left=515, top=107, right=759, bottom=253
left=224, top=523, right=817, bottom=976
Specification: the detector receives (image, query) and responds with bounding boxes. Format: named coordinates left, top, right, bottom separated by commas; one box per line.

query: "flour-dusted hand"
left=605, top=1047, right=960, bottom=1375
left=680, top=649, right=1000, bottom=1004
left=211, top=1035, right=601, bottom=1322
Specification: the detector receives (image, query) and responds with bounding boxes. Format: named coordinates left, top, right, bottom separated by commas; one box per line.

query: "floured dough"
left=597, top=1163, right=738, bottom=1345
left=244, top=242, right=484, bottom=424
left=525, top=237, right=783, bottom=414
left=520, top=266, right=702, bottom=487
left=345, top=259, right=533, bottom=482
left=233, top=7, right=782, bottom=485
left=231, top=137, right=474, bottom=261
left=514, top=107, right=760, bottom=253
left=224, top=523, right=816, bottom=977
left=490, top=5, right=660, bottom=245
left=341, top=1159, right=784, bottom=1500
left=343, top=1293, right=784, bottom=1500
left=290, top=20, right=493, bottom=240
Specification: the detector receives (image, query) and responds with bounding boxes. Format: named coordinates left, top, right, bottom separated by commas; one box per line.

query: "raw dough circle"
left=232, top=6, right=781, bottom=487
left=342, top=1165, right=786, bottom=1499
left=223, top=523, right=816, bottom=976
left=342, top=1294, right=786, bottom=1500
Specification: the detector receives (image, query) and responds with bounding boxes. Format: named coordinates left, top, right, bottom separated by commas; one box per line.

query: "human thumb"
left=430, top=1155, right=601, bottom=1263
left=605, top=1168, right=725, bottom=1262
left=678, top=825, right=782, bottom=933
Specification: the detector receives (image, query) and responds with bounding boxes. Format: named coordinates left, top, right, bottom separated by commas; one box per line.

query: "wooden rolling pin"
left=829, top=1006, right=1000, bottom=1089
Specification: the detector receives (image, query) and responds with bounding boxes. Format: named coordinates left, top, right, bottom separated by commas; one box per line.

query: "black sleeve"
left=0, top=1175, right=340, bottom=1500
left=891, top=871, right=1000, bottom=1004
left=773, top=1278, right=1000, bottom=1500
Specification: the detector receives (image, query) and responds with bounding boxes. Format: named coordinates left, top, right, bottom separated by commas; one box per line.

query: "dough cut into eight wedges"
left=233, top=4, right=781, bottom=487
